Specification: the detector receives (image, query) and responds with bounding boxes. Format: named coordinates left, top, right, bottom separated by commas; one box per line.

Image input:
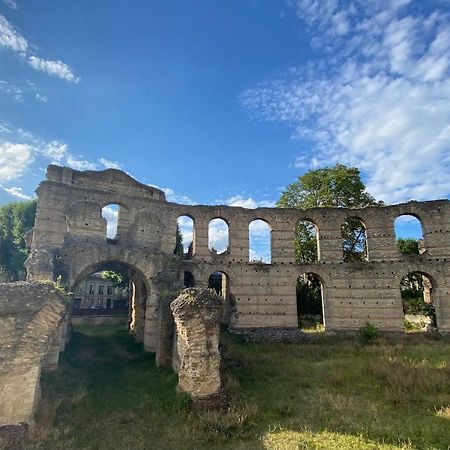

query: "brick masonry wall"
left=0, top=282, right=68, bottom=429
left=25, top=165, right=449, bottom=348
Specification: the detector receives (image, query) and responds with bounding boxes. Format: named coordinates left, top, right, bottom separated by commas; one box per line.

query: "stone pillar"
left=193, top=218, right=210, bottom=260
left=155, top=296, right=175, bottom=368
left=170, top=288, right=224, bottom=407
left=228, top=219, right=249, bottom=262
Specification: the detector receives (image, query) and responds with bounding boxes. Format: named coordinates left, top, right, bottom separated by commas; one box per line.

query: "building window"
left=98, top=285, right=104, bottom=295
left=89, top=285, right=95, bottom=294
left=107, top=285, right=112, bottom=295
left=73, top=298, right=82, bottom=308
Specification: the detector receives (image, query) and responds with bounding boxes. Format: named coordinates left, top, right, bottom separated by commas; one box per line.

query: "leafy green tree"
left=102, top=271, right=129, bottom=290
left=277, top=164, right=381, bottom=262
left=397, top=238, right=419, bottom=255
left=0, top=199, right=37, bottom=281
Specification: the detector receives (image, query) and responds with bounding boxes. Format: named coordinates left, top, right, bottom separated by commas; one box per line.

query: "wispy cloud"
left=2, top=0, right=17, bottom=10
left=0, top=14, right=27, bottom=52
left=0, top=122, right=125, bottom=186
left=0, top=142, right=32, bottom=182
left=28, top=56, right=79, bottom=84
left=0, top=14, right=79, bottom=83
left=226, top=195, right=275, bottom=209
left=208, top=218, right=229, bottom=254
left=0, top=79, right=23, bottom=101
left=241, top=1, right=450, bottom=204
left=2, top=186, right=32, bottom=200
left=99, top=157, right=122, bottom=170
left=34, top=92, right=47, bottom=102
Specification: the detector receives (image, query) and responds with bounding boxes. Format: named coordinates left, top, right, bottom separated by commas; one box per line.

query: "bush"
left=359, top=322, right=380, bottom=345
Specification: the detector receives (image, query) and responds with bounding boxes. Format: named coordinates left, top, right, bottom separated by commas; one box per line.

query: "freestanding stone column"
left=170, top=288, right=224, bottom=407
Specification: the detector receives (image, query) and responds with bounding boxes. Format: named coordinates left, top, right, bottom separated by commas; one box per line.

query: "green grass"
left=28, top=326, right=450, bottom=450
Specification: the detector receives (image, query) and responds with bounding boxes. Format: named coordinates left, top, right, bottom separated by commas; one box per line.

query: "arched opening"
left=400, top=271, right=436, bottom=332
left=249, top=219, right=271, bottom=263
left=208, top=218, right=229, bottom=254
left=175, top=215, right=194, bottom=258
left=183, top=271, right=195, bottom=288
left=296, top=273, right=324, bottom=332
left=342, top=217, right=368, bottom=262
left=208, top=271, right=233, bottom=325
left=101, top=204, right=120, bottom=240
left=71, top=260, right=149, bottom=342
left=295, top=219, right=319, bottom=263
left=394, top=215, right=425, bottom=255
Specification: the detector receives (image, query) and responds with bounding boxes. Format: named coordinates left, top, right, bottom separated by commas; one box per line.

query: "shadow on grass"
left=28, top=326, right=450, bottom=450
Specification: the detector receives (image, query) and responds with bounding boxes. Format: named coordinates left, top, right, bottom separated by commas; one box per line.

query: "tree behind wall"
left=277, top=164, right=382, bottom=262
left=0, top=200, right=37, bottom=281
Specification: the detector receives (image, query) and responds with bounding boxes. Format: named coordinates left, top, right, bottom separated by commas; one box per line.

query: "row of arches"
left=176, top=216, right=272, bottom=263
left=182, top=268, right=438, bottom=333
left=298, top=271, right=437, bottom=333
left=174, top=214, right=426, bottom=263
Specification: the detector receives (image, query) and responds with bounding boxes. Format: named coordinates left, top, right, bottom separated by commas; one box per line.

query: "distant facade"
left=73, top=272, right=129, bottom=309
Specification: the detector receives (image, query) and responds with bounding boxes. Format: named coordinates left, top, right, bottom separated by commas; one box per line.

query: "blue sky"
left=1, top=0, right=449, bottom=255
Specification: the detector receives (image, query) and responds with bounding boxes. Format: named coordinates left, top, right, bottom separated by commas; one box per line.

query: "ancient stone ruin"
left=0, top=164, right=449, bottom=433
left=171, top=288, right=224, bottom=406
left=0, top=282, right=69, bottom=445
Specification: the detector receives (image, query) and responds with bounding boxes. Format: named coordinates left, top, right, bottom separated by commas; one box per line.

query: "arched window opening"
left=342, top=217, right=368, bottom=262
left=296, top=273, right=324, bottom=332
left=400, top=272, right=436, bottom=332
left=184, top=271, right=195, bottom=288
left=175, top=215, right=194, bottom=258
left=101, top=204, right=120, bottom=240
left=295, top=220, right=319, bottom=263
left=394, top=215, right=425, bottom=255
left=208, top=271, right=233, bottom=325
left=208, top=218, right=229, bottom=254
left=249, top=219, right=271, bottom=263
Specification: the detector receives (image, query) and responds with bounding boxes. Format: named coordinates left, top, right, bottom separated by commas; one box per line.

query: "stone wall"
left=0, top=282, right=68, bottom=436
left=25, top=165, right=449, bottom=349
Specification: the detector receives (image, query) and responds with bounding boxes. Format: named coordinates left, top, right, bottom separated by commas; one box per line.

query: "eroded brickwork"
left=0, top=282, right=68, bottom=435
left=170, top=288, right=222, bottom=402
left=24, top=165, right=449, bottom=346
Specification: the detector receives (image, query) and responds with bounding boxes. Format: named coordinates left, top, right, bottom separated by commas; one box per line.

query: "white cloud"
left=0, top=15, right=27, bottom=52
left=101, top=205, right=119, bottom=239
left=249, top=219, right=271, bottom=263
left=0, top=142, right=32, bottom=182
left=177, top=215, right=194, bottom=251
left=0, top=80, right=23, bottom=101
left=28, top=56, right=80, bottom=83
left=241, top=1, right=450, bottom=204
left=35, top=92, right=47, bottom=102
left=3, top=186, right=32, bottom=200
left=0, top=123, right=125, bottom=188
left=2, top=0, right=18, bottom=10
left=0, top=15, right=79, bottom=83
left=208, top=218, right=229, bottom=254
left=149, top=184, right=196, bottom=205
left=99, top=157, right=122, bottom=170
left=226, top=195, right=275, bottom=208
left=65, top=154, right=98, bottom=171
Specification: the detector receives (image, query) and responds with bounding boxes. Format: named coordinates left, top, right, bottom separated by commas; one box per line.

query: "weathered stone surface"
left=0, top=282, right=68, bottom=430
left=24, top=165, right=449, bottom=342
left=171, top=288, right=223, bottom=402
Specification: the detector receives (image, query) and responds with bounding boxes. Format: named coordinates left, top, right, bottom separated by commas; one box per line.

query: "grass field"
left=28, top=325, right=450, bottom=450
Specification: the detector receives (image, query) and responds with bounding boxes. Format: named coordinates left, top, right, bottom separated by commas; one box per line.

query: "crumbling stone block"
left=170, top=288, right=224, bottom=406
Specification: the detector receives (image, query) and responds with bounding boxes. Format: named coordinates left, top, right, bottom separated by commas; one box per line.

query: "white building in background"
left=73, top=272, right=129, bottom=309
